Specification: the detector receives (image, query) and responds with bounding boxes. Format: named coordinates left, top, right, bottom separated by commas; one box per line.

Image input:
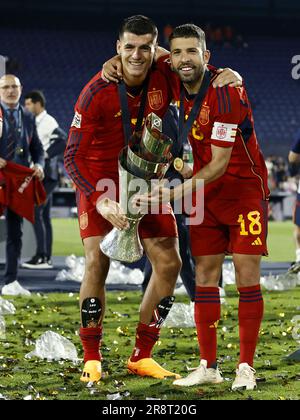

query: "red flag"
left=0, top=161, right=46, bottom=222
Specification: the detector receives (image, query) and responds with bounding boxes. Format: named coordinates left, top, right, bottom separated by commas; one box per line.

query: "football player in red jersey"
left=65, top=15, right=241, bottom=383
left=133, top=24, right=269, bottom=391
left=65, top=15, right=183, bottom=383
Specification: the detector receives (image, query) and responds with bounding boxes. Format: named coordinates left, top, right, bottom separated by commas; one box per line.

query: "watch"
left=173, top=157, right=184, bottom=172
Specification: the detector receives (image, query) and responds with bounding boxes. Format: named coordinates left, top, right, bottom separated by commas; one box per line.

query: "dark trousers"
left=142, top=212, right=196, bottom=301
left=4, top=208, right=23, bottom=284
left=34, top=178, right=57, bottom=258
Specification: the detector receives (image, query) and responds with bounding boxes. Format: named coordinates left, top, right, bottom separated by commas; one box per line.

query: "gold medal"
left=173, top=157, right=184, bottom=172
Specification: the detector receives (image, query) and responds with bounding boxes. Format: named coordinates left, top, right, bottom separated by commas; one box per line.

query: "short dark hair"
left=24, top=90, right=46, bottom=107
left=119, top=15, right=158, bottom=40
left=169, top=24, right=207, bottom=50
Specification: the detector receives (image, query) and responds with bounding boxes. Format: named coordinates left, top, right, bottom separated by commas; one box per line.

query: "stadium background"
left=0, top=0, right=300, bottom=257
left=1, top=0, right=300, bottom=157
left=0, top=0, right=299, bottom=402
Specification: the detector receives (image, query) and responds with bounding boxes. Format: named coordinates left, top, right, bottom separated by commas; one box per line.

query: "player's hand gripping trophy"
left=100, top=112, right=173, bottom=262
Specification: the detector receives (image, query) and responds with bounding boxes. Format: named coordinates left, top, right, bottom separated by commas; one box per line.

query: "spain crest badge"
left=148, top=90, right=163, bottom=111
left=199, top=105, right=210, bottom=125
left=80, top=212, right=88, bottom=230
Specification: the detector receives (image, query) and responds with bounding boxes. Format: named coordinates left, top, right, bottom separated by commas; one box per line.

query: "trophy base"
left=100, top=218, right=144, bottom=263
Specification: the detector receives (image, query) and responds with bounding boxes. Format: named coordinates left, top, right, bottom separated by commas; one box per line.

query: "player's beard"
left=176, top=64, right=204, bottom=89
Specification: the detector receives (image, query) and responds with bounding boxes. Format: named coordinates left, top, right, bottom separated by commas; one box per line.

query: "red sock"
left=79, top=326, right=102, bottom=363
left=238, top=285, right=264, bottom=366
left=194, top=286, right=220, bottom=368
left=130, top=322, right=160, bottom=362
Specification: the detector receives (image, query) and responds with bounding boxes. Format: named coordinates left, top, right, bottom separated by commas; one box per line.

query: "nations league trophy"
left=100, top=112, right=173, bottom=263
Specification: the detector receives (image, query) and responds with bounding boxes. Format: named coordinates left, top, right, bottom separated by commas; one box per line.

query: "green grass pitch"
left=52, top=219, right=296, bottom=263
left=0, top=219, right=299, bottom=400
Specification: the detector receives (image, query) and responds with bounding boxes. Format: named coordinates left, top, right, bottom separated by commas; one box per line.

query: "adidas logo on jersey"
left=251, top=237, right=262, bottom=246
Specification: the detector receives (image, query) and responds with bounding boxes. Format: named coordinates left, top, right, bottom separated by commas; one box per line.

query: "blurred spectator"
left=202, top=22, right=247, bottom=50
left=266, top=155, right=296, bottom=221
left=57, top=158, right=73, bottom=188
left=288, top=129, right=300, bottom=273
left=22, top=90, right=67, bottom=269
left=266, top=155, right=289, bottom=191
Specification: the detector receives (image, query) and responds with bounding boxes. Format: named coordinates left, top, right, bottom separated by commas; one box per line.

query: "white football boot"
left=232, top=363, right=257, bottom=391
left=173, top=359, right=223, bottom=387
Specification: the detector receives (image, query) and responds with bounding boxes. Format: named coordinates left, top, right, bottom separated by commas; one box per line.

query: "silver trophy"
left=100, top=113, right=173, bottom=262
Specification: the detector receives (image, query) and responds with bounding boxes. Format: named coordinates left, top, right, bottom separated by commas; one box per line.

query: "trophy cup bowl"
left=127, top=144, right=170, bottom=180
left=141, top=131, right=173, bottom=161
left=100, top=113, right=173, bottom=263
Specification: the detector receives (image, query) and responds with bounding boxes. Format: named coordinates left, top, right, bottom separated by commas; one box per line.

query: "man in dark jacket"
left=0, top=74, right=44, bottom=287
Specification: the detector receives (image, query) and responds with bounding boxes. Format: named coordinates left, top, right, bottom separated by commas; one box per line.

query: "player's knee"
left=85, top=252, right=100, bottom=270
left=196, top=265, right=220, bottom=286
left=236, top=272, right=260, bottom=287
left=153, top=252, right=182, bottom=277
left=84, top=251, right=108, bottom=280
left=235, top=264, right=260, bottom=286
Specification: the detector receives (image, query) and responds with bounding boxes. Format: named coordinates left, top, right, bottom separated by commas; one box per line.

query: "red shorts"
left=190, top=198, right=268, bottom=256
left=77, top=190, right=178, bottom=240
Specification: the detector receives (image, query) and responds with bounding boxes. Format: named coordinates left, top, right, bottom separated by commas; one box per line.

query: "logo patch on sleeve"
left=216, top=125, right=227, bottom=139
left=211, top=122, right=238, bottom=143
left=71, top=111, right=82, bottom=129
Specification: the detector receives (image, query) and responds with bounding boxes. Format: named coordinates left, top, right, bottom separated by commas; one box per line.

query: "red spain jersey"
left=158, top=57, right=270, bottom=200
left=64, top=65, right=173, bottom=203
